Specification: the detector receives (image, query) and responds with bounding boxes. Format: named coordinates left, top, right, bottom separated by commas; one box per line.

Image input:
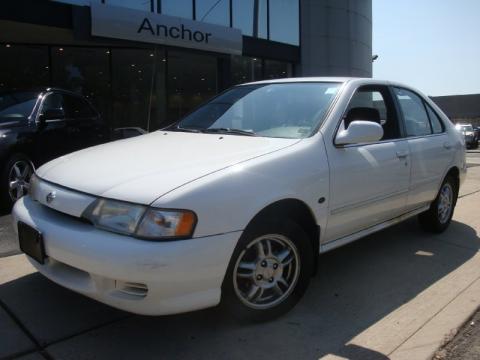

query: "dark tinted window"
left=64, top=95, right=96, bottom=118
left=264, top=60, right=293, bottom=80
left=425, top=104, right=444, bottom=134
left=231, top=56, right=262, bottom=85
left=196, top=0, right=230, bottom=26
left=394, top=88, right=432, bottom=137
left=0, top=92, right=39, bottom=122
left=0, top=45, right=49, bottom=91
left=42, top=93, right=64, bottom=113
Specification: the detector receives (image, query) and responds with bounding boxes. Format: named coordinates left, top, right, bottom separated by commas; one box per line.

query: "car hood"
left=36, top=131, right=300, bottom=204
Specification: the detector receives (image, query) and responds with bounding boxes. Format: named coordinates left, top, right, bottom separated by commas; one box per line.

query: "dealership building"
left=0, top=0, right=372, bottom=131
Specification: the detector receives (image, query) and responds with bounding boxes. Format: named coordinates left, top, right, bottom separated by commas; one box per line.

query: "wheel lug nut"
left=273, top=264, right=278, bottom=269
left=256, top=275, right=263, bottom=280
left=261, top=261, right=267, bottom=267
left=269, top=277, right=274, bottom=283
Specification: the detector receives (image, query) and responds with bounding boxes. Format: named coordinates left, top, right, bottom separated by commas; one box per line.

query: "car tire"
left=0, top=154, right=34, bottom=210
left=221, top=218, right=314, bottom=322
left=418, top=175, right=458, bottom=233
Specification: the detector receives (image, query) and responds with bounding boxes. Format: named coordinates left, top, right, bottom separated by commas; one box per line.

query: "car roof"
left=0, top=87, right=85, bottom=97
left=240, top=76, right=413, bottom=88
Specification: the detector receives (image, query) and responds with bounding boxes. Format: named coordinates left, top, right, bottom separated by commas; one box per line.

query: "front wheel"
left=0, top=154, right=34, bottom=209
left=222, top=219, right=313, bottom=322
left=418, top=175, right=457, bottom=233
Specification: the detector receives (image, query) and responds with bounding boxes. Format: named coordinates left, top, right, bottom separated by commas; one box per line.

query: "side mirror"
left=335, top=120, right=384, bottom=145
left=39, top=108, right=65, bottom=122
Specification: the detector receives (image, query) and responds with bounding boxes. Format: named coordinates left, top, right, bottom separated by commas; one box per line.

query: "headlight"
left=82, top=199, right=197, bottom=240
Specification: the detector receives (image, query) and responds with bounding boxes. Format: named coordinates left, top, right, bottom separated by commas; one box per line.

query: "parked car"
left=13, top=78, right=466, bottom=321
left=0, top=88, right=109, bottom=207
left=474, top=126, right=480, bottom=145
left=455, top=123, right=478, bottom=149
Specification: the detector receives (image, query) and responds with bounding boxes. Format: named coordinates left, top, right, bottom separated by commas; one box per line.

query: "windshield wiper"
left=201, top=128, right=256, bottom=136
left=171, top=126, right=201, bottom=133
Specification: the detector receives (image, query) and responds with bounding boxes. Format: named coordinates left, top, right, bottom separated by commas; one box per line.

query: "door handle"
left=443, top=142, right=452, bottom=150
left=396, top=151, right=409, bottom=159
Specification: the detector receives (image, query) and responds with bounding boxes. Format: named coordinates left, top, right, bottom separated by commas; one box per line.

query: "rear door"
left=324, top=85, right=411, bottom=242
left=392, top=87, right=454, bottom=210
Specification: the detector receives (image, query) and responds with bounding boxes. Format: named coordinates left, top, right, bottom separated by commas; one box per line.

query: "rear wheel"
left=0, top=154, right=34, bottom=209
left=418, top=175, right=457, bottom=233
left=222, top=219, right=313, bottom=322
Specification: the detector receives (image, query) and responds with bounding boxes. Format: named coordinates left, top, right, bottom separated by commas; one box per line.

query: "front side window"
left=394, top=88, right=432, bottom=137
left=345, top=86, right=401, bottom=140
left=42, top=93, right=65, bottom=114
left=175, top=82, right=341, bottom=139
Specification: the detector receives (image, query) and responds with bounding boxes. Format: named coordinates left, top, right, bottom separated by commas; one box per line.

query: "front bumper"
left=12, top=196, right=241, bottom=315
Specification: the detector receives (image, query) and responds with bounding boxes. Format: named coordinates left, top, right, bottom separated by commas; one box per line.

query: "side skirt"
left=319, top=205, right=430, bottom=254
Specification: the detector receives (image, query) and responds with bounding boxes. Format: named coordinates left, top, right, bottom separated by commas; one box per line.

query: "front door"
left=324, top=85, right=411, bottom=242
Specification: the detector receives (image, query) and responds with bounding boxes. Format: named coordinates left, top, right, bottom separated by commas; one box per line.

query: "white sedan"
left=13, top=78, right=466, bottom=321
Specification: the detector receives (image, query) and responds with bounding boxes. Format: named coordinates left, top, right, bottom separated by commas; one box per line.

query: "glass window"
left=148, top=49, right=167, bottom=131
left=64, top=95, right=97, bottom=118
left=347, top=87, right=400, bottom=140
left=167, top=50, right=217, bottom=123
left=231, top=56, right=262, bottom=85
left=232, top=0, right=254, bottom=36
left=42, top=93, right=65, bottom=113
left=264, top=60, right=292, bottom=80
left=196, top=0, right=230, bottom=26
left=176, top=82, right=341, bottom=139
left=111, top=48, right=156, bottom=130
left=269, top=0, right=299, bottom=45
left=394, top=88, right=432, bottom=137
left=257, top=0, right=268, bottom=39
left=105, top=0, right=152, bottom=11
left=0, top=91, right=39, bottom=123
left=161, top=0, right=193, bottom=19
left=426, top=104, right=445, bottom=134
left=51, top=47, right=110, bottom=125
left=0, top=45, right=49, bottom=91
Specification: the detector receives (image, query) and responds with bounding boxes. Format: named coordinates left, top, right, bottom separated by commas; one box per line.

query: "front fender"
left=152, top=136, right=330, bottom=239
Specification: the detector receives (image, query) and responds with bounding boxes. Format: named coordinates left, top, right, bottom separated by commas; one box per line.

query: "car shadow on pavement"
left=0, top=218, right=478, bottom=360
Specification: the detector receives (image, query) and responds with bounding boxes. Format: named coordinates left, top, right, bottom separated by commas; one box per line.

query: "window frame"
left=333, top=84, right=405, bottom=148
left=392, top=86, right=446, bottom=139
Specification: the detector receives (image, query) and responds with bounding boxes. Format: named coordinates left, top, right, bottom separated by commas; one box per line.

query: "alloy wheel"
left=233, top=234, right=300, bottom=310
left=437, top=183, right=453, bottom=224
left=8, top=160, right=33, bottom=202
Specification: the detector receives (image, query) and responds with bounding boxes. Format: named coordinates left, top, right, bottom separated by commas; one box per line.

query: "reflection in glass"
left=232, top=0, right=253, bottom=35
left=167, top=50, right=217, bottom=123
left=161, top=0, right=193, bottom=19
left=264, top=59, right=292, bottom=80
left=0, top=45, right=49, bottom=91
left=231, top=56, right=262, bottom=85
left=111, top=48, right=156, bottom=130
left=106, top=0, right=152, bottom=11
left=196, top=0, right=230, bottom=26
left=51, top=47, right=110, bottom=124
left=269, top=0, right=299, bottom=45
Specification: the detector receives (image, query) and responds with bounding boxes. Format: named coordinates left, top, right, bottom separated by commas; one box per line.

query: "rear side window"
left=393, top=88, right=432, bottom=137
left=64, top=95, right=97, bottom=119
left=425, top=104, right=444, bottom=134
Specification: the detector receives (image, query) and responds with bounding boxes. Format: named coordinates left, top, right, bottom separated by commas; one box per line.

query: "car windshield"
left=174, top=82, right=342, bottom=139
left=456, top=124, right=473, bottom=132
left=0, top=91, right=39, bottom=123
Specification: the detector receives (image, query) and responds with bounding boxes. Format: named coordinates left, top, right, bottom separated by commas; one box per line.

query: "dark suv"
left=0, top=88, right=109, bottom=207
